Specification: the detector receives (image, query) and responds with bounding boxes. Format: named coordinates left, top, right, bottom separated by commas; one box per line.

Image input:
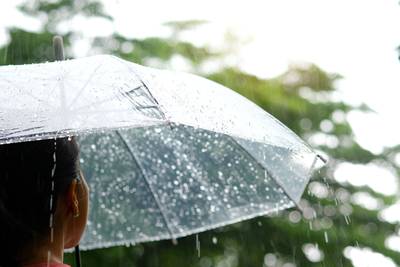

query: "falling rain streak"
left=196, top=234, right=201, bottom=258
left=47, top=138, right=57, bottom=267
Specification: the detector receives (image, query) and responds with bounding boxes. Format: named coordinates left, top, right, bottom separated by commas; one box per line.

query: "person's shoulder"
left=24, top=263, right=71, bottom=267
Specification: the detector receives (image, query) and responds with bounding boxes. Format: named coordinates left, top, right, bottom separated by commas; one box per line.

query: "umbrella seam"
left=227, top=135, right=305, bottom=212
left=302, top=155, right=319, bottom=197
left=115, top=130, right=176, bottom=239
left=67, top=60, right=105, bottom=109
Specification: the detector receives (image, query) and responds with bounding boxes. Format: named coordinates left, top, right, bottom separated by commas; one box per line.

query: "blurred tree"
left=1, top=1, right=399, bottom=267
left=18, top=0, right=111, bottom=32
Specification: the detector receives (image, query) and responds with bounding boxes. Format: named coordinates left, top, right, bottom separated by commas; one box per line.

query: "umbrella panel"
left=79, top=125, right=300, bottom=249
left=0, top=56, right=165, bottom=144
left=235, top=138, right=318, bottom=203
left=79, top=132, right=170, bottom=249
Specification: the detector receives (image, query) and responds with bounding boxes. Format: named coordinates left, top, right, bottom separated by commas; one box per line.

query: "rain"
left=0, top=1, right=400, bottom=267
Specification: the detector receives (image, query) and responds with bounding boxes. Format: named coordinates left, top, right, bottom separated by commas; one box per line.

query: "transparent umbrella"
left=0, top=42, right=325, bottom=251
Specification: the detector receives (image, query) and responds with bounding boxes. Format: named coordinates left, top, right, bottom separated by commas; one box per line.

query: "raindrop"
left=302, top=243, right=324, bottom=262
left=289, top=210, right=301, bottom=223
left=324, top=231, right=329, bottom=243
left=196, top=234, right=201, bottom=258
left=117, top=231, right=124, bottom=239
left=212, top=236, right=218, bottom=244
left=264, top=253, right=277, bottom=267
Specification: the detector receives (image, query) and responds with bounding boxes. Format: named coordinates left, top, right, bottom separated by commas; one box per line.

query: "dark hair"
left=0, top=137, right=80, bottom=267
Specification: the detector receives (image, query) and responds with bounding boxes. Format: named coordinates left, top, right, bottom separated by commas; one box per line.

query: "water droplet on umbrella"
left=324, top=231, right=329, bottom=243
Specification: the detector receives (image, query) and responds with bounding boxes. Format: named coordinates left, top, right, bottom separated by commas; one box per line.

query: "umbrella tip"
left=53, top=35, right=65, bottom=61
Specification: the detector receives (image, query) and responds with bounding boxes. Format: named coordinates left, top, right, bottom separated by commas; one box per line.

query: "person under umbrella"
left=0, top=36, right=324, bottom=266
left=0, top=138, right=89, bottom=267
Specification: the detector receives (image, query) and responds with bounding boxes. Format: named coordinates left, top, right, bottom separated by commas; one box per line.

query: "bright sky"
left=1, top=1, right=400, bottom=264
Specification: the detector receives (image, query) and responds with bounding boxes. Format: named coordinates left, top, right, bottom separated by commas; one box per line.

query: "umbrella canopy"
left=0, top=55, right=324, bottom=250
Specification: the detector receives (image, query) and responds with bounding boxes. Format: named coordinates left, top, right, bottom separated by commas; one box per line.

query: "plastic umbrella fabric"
left=0, top=55, right=324, bottom=250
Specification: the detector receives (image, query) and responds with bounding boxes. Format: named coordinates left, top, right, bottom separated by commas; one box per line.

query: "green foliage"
left=2, top=1, right=400, bottom=266
left=0, top=29, right=58, bottom=65
left=18, top=0, right=111, bottom=31
left=278, top=63, right=342, bottom=92
left=93, top=33, right=219, bottom=67
left=163, top=20, right=209, bottom=32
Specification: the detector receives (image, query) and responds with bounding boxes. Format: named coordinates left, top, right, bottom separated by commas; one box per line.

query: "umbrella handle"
left=74, top=245, right=82, bottom=267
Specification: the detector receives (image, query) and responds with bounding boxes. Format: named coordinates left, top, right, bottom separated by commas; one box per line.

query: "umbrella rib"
left=115, top=130, right=176, bottom=239
left=66, top=61, right=105, bottom=109
left=227, top=136, right=308, bottom=212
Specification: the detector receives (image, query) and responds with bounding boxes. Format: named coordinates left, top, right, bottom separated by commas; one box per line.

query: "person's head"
left=0, top=137, right=89, bottom=267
